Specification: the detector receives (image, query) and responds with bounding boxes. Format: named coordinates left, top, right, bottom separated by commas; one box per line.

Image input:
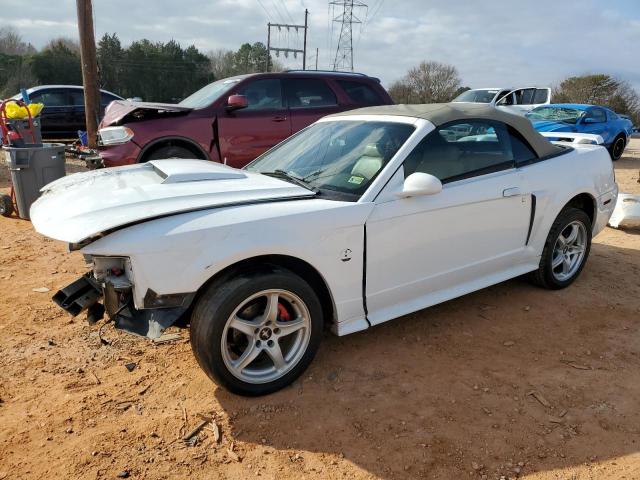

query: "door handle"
left=503, top=187, right=521, bottom=197
left=272, top=116, right=287, bottom=122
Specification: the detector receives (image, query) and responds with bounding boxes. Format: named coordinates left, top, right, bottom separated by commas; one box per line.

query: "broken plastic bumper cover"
left=53, top=274, right=194, bottom=339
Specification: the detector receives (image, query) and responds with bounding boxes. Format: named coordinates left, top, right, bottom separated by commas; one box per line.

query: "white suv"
left=452, top=87, right=551, bottom=115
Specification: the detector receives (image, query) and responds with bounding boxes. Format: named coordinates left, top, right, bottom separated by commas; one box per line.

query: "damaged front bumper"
left=53, top=260, right=194, bottom=339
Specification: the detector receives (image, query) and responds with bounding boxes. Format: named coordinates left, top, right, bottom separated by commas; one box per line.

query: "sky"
left=2, top=0, right=640, bottom=91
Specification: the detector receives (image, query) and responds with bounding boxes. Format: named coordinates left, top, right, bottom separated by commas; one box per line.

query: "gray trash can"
left=3, top=143, right=65, bottom=220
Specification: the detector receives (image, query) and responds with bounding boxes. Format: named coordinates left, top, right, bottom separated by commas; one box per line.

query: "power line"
left=278, top=0, right=295, bottom=23
left=256, top=0, right=272, bottom=21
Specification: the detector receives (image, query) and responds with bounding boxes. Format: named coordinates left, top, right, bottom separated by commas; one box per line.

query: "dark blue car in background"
left=526, top=103, right=634, bottom=160
left=12, top=85, right=123, bottom=139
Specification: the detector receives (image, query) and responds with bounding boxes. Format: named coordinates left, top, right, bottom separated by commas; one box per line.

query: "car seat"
left=351, top=144, right=383, bottom=180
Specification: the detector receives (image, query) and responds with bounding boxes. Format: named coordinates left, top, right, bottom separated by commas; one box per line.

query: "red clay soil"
left=0, top=142, right=639, bottom=480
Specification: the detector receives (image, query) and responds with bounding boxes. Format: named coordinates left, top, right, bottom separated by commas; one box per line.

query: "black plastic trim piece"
left=362, top=225, right=371, bottom=327
left=525, top=194, right=537, bottom=245
left=144, top=289, right=196, bottom=309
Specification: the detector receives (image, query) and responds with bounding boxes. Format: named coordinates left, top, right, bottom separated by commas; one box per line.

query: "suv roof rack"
left=283, top=70, right=380, bottom=82
left=284, top=69, right=367, bottom=77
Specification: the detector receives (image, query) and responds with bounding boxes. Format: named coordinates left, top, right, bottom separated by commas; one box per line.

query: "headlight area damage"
left=53, top=256, right=194, bottom=338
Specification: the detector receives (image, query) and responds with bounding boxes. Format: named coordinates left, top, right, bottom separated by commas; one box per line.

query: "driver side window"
left=236, top=79, right=283, bottom=111
left=403, top=120, right=517, bottom=183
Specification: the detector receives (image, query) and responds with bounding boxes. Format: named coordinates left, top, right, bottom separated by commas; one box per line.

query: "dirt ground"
left=1, top=141, right=639, bottom=480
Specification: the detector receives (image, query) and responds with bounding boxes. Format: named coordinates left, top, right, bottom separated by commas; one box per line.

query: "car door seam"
left=362, top=224, right=371, bottom=326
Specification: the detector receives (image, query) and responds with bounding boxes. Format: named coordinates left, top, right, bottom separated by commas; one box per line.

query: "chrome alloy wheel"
left=551, top=220, right=587, bottom=282
left=220, top=289, right=312, bottom=384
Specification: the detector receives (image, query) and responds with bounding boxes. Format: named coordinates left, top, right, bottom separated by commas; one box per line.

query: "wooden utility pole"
left=76, top=0, right=99, bottom=148
left=266, top=10, right=309, bottom=71
left=302, top=9, right=308, bottom=70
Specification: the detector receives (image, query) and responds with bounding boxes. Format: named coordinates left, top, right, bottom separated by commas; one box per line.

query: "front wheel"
left=144, top=145, right=196, bottom=161
left=190, top=268, right=323, bottom=396
left=528, top=208, right=592, bottom=289
left=0, top=194, right=14, bottom=217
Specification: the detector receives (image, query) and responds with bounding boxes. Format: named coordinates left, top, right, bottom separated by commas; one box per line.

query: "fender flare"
left=137, top=136, right=211, bottom=163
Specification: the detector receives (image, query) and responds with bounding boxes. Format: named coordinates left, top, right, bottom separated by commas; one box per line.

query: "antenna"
left=330, top=0, right=367, bottom=72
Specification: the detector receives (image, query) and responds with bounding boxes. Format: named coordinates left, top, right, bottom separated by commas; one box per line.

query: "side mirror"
left=226, top=94, right=248, bottom=111
left=396, top=172, right=442, bottom=198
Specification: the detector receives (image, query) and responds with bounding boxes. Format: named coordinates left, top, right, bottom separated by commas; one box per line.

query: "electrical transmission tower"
left=330, top=0, right=367, bottom=71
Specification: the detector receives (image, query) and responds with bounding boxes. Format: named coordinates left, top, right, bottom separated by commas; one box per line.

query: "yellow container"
left=5, top=102, right=44, bottom=119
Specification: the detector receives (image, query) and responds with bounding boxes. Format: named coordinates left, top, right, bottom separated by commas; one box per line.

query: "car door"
left=217, top=78, right=291, bottom=168
left=68, top=89, right=87, bottom=135
left=365, top=120, right=535, bottom=325
left=283, top=78, right=344, bottom=133
left=29, top=89, right=72, bottom=138
left=580, top=107, right=610, bottom=143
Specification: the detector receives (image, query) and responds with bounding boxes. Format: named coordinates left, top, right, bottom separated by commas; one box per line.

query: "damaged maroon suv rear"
left=98, top=71, right=393, bottom=169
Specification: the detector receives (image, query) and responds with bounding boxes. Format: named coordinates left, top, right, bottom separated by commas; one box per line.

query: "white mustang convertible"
left=32, top=104, right=618, bottom=395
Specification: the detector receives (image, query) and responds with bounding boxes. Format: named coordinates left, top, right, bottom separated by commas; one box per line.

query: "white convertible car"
left=31, top=104, right=617, bottom=395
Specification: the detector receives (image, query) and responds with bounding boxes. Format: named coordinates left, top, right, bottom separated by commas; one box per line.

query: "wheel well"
left=139, top=138, right=208, bottom=162
left=195, top=255, right=337, bottom=327
left=565, top=193, right=595, bottom=225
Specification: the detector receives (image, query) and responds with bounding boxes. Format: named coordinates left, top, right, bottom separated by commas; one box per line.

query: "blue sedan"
left=526, top=104, right=634, bottom=160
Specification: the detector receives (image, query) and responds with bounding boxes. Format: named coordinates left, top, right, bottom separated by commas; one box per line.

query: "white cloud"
left=2, top=0, right=639, bottom=91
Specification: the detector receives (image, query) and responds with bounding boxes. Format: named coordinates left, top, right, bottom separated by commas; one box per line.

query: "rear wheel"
left=190, top=268, right=323, bottom=396
left=0, top=194, right=13, bottom=217
left=609, top=135, right=626, bottom=161
left=528, top=208, right=592, bottom=289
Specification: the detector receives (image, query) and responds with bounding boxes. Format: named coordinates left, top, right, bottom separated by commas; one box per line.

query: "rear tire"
left=144, top=145, right=197, bottom=161
left=0, top=194, right=13, bottom=217
left=609, top=135, right=626, bottom=161
left=528, top=208, right=592, bottom=289
left=190, top=267, right=323, bottom=396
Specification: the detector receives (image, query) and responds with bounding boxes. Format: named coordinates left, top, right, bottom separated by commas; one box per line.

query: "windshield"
left=452, top=89, right=500, bottom=103
left=526, top=107, right=585, bottom=125
left=179, top=78, right=241, bottom=108
left=246, top=120, right=416, bottom=199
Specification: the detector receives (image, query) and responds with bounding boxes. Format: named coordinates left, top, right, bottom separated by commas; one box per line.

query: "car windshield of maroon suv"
left=97, top=71, right=394, bottom=169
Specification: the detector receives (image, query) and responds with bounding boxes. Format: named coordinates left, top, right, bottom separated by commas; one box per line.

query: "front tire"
left=609, top=135, right=626, bottom=161
left=190, top=268, right=323, bottom=396
left=144, top=145, right=196, bottom=161
left=0, top=194, right=13, bottom=217
left=528, top=208, right=592, bottom=289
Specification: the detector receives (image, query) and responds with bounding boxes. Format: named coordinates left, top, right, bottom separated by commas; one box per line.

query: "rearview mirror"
left=396, top=172, right=442, bottom=198
left=226, top=94, right=248, bottom=111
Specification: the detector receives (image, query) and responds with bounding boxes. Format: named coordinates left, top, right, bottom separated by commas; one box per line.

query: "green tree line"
left=0, top=27, right=279, bottom=103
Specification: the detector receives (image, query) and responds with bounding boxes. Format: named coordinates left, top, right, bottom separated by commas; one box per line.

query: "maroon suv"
left=98, top=71, right=393, bottom=169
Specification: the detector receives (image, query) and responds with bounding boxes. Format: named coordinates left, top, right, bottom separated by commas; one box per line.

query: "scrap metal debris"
left=608, top=193, right=640, bottom=229
left=152, top=332, right=182, bottom=345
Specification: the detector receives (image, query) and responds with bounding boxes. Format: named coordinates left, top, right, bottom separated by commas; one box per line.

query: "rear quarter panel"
left=522, top=144, right=616, bottom=261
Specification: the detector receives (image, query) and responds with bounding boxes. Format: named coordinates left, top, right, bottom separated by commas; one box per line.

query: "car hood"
left=530, top=120, right=576, bottom=133
left=100, top=100, right=193, bottom=126
left=30, top=160, right=315, bottom=244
